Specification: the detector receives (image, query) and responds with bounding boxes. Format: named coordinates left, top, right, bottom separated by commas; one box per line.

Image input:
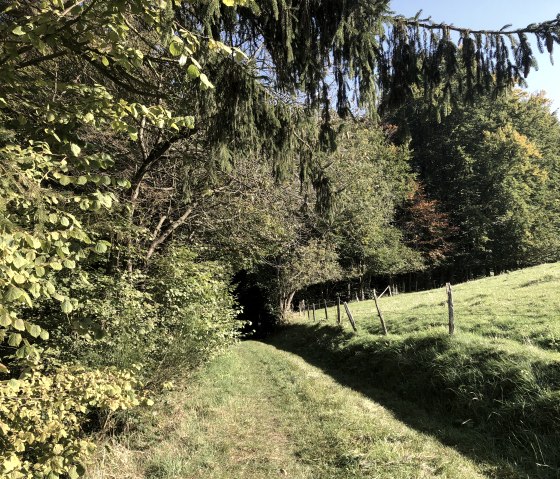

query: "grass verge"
left=270, top=322, right=560, bottom=477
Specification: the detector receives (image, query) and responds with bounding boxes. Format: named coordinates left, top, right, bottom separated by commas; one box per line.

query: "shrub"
left=145, top=247, right=242, bottom=382
left=0, top=365, right=143, bottom=479
left=37, top=247, right=242, bottom=385
left=0, top=245, right=242, bottom=478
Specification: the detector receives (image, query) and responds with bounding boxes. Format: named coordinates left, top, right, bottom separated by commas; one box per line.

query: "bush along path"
left=88, top=340, right=512, bottom=479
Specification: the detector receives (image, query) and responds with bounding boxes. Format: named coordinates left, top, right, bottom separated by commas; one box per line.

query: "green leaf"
left=59, top=175, right=72, bottom=186
left=52, top=292, right=65, bottom=302
left=187, top=64, right=200, bottom=79
left=39, top=330, right=50, bottom=340
left=13, top=318, right=25, bottom=331
left=60, top=216, right=70, bottom=226
left=29, top=282, right=41, bottom=298
left=0, top=363, right=9, bottom=374
left=70, top=143, right=81, bottom=157
left=50, top=261, right=63, bottom=271
left=182, top=116, right=195, bottom=129
left=44, top=281, right=56, bottom=295
left=233, top=47, right=248, bottom=61
left=68, top=466, right=80, bottom=479
left=63, top=259, right=76, bottom=269
left=12, top=255, right=27, bottom=269
left=15, top=345, right=27, bottom=359
left=25, top=235, right=42, bottom=248
left=5, top=285, right=24, bottom=302
left=8, top=333, right=22, bottom=347
left=0, top=312, right=11, bottom=327
left=12, top=26, right=25, bottom=36
left=13, top=273, right=26, bottom=284
left=28, top=324, right=41, bottom=338
left=61, top=299, right=74, bottom=314
left=169, top=36, right=183, bottom=57
left=22, top=290, right=32, bottom=307
left=95, top=242, right=108, bottom=253
left=199, top=73, right=214, bottom=90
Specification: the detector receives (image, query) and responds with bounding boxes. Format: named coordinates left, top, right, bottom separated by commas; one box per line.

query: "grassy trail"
left=89, top=341, right=491, bottom=479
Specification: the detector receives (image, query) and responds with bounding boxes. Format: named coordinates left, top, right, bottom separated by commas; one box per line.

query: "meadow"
left=319, top=263, right=560, bottom=350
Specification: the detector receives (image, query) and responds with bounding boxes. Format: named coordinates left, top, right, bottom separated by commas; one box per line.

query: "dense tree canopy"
left=395, top=91, right=560, bottom=278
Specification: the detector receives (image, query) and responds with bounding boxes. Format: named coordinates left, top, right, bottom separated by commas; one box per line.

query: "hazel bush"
left=0, top=366, right=143, bottom=479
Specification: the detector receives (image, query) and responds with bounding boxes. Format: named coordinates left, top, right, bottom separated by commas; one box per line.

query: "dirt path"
left=89, top=341, right=490, bottom=479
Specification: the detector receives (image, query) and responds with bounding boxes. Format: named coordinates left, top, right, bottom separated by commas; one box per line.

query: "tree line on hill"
left=1, top=1, right=560, bottom=476
left=296, top=89, right=560, bottom=305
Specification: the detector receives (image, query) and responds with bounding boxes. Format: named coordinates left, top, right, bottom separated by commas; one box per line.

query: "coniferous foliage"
left=182, top=1, right=560, bottom=116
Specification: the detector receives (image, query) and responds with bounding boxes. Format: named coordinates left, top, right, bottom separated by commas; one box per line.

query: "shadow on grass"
left=266, top=323, right=560, bottom=479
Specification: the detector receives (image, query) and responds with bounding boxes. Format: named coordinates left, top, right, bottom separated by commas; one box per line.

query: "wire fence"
left=298, top=283, right=457, bottom=336
left=296, top=283, right=549, bottom=338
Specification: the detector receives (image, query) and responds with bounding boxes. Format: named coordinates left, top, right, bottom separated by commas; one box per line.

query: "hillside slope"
left=329, top=262, right=560, bottom=349
left=284, top=262, right=560, bottom=477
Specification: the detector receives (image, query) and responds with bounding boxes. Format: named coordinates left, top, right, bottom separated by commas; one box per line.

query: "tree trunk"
left=279, top=291, right=296, bottom=321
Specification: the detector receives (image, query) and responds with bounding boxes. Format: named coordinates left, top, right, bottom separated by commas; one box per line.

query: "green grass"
left=88, top=342, right=497, bottom=478
left=88, top=263, right=560, bottom=478
left=322, top=262, right=560, bottom=350
left=281, top=263, right=560, bottom=477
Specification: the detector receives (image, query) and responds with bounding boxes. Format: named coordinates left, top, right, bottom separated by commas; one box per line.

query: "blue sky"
left=389, top=1, right=560, bottom=112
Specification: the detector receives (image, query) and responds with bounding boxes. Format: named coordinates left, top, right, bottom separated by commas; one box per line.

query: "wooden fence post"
left=312, top=303, right=316, bottom=322
left=337, top=296, right=341, bottom=325
left=307, top=305, right=310, bottom=321
left=378, top=285, right=390, bottom=299
left=446, top=283, right=455, bottom=335
left=324, top=299, right=328, bottom=321
left=373, top=289, right=388, bottom=335
left=343, top=302, right=358, bottom=332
